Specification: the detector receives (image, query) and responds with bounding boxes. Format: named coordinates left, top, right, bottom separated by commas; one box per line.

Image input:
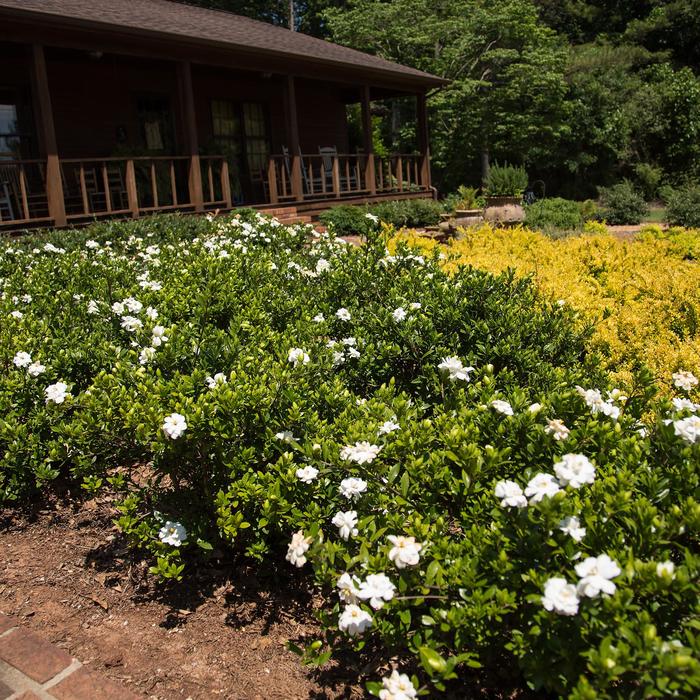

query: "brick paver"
left=50, top=666, right=142, bottom=700
left=0, top=628, right=72, bottom=683
left=0, top=615, right=142, bottom=698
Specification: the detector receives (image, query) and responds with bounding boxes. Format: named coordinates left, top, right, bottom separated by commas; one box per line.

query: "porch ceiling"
left=0, top=0, right=447, bottom=92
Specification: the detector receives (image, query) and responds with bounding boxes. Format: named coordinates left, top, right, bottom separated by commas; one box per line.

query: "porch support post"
left=361, top=85, right=376, bottom=195
left=177, top=61, right=204, bottom=212
left=30, top=44, right=66, bottom=227
left=284, top=75, right=304, bottom=201
left=416, top=91, right=432, bottom=190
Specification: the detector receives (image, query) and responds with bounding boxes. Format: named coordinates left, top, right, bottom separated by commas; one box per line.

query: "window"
left=243, top=103, right=269, bottom=173
left=0, top=89, right=33, bottom=160
left=136, top=96, right=174, bottom=153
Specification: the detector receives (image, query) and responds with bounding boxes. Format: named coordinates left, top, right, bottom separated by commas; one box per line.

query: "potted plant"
left=483, top=163, right=528, bottom=224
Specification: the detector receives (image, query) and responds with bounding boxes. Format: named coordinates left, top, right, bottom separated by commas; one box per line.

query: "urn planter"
left=483, top=196, right=525, bottom=225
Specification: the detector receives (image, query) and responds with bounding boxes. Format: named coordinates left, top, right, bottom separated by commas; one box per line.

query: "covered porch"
left=0, top=6, right=440, bottom=231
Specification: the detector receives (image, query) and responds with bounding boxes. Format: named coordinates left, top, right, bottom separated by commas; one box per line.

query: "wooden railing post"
left=361, top=85, right=376, bottom=195
left=221, top=160, right=232, bottom=209
left=177, top=61, right=204, bottom=211
left=417, top=92, right=431, bottom=189
left=284, top=75, right=304, bottom=201
left=30, top=44, right=66, bottom=227
left=267, top=159, right=279, bottom=204
left=396, top=155, right=404, bottom=192
left=125, top=159, right=139, bottom=217
left=331, top=155, right=341, bottom=196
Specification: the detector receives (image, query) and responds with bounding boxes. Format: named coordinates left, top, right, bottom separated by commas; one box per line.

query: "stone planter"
left=483, top=196, right=524, bottom=225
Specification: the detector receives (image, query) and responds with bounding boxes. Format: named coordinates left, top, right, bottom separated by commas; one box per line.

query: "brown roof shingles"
left=0, top=0, right=445, bottom=86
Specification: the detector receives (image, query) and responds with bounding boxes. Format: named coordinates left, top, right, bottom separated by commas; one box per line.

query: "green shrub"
left=318, top=205, right=377, bottom=237
left=665, top=184, right=700, bottom=228
left=484, top=163, right=528, bottom=197
left=578, top=199, right=599, bottom=221
left=598, top=180, right=649, bottom=225
left=525, top=197, right=583, bottom=232
left=634, top=163, right=664, bottom=201
left=1, top=213, right=698, bottom=699
left=369, top=198, right=443, bottom=228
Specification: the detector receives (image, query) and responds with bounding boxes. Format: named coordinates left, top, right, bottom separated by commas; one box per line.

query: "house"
left=0, top=0, right=446, bottom=230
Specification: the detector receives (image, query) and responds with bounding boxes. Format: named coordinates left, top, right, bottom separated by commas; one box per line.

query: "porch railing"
left=0, top=151, right=428, bottom=228
left=265, top=152, right=428, bottom=204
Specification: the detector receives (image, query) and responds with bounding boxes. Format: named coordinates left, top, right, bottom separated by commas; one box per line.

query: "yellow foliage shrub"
left=391, top=225, right=700, bottom=392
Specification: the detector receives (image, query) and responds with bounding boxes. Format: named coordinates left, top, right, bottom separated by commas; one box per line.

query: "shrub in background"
left=484, top=163, right=529, bottom=197
left=665, top=184, right=700, bottom=228
left=598, top=180, right=649, bottom=225
left=634, top=162, right=664, bottom=201
left=524, top=197, right=583, bottom=232
left=318, top=205, right=375, bottom=238
left=370, top=198, right=443, bottom=228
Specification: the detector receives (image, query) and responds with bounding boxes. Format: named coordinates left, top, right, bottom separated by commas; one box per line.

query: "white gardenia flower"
left=379, top=670, right=417, bottom=700
left=312, top=313, right=325, bottom=323
left=315, top=258, right=330, bottom=274
left=13, top=351, right=31, bottom=368
left=85, top=239, right=100, bottom=249
left=296, top=465, right=319, bottom=484
left=392, top=306, right=407, bottom=322
left=288, top=347, right=310, bottom=366
left=575, top=386, right=619, bottom=420
left=332, top=510, right=358, bottom=540
left=336, top=572, right=361, bottom=604
left=206, top=373, right=228, bottom=388
left=111, top=301, right=125, bottom=315
left=545, top=418, right=570, bottom=441
left=87, top=300, right=100, bottom=315
left=151, top=325, right=168, bottom=347
left=673, top=415, right=700, bottom=444
left=491, top=399, right=514, bottom=416
left=357, top=573, right=396, bottom=610
left=335, top=307, right=351, bottom=321
left=378, top=419, right=400, bottom=435
left=285, top=530, right=312, bottom=567
left=525, top=473, right=562, bottom=503
left=158, top=520, right=187, bottom=547
left=139, top=347, right=156, bottom=365
left=542, top=577, right=579, bottom=616
left=162, top=412, right=187, bottom=439
left=340, top=441, right=381, bottom=464
left=575, top=554, right=621, bottom=598
left=554, top=453, right=596, bottom=488
left=409, top=302, right=421, bottom=310
left=145, top=306, right=158, bottom=321
left=338, top=604, right=372, bottom=637
left=438, top=356, right=474, bottom=382
left=387, top=535, right=422, bottom=569
left=559, top=516, right=587, bottom=542
left=27, top=361, right=46, bottom=377
left=656, top=561, right=676, bottom=579
left=275, top=430, right=296, bottom=443
left=494, top=480, right=527, bottom=508
left=528, top=402, right=543, bottom=414
left=45, top=381, right=70, bottom=405
left=10, top=310, right=23, bottom=319
left=673, top=370, right=698, bottom=392
left=365, top=212, right=379, bottom=224
left=123, top=297, right=143, bottom=313
left=339, top=477, right=368, bottom=500
left=672, top=397, right=699, bottom=413
left=120, top=315, right=143, bottom=332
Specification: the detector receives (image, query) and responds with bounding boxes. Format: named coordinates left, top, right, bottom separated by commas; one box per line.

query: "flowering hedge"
left=1, top=213, right=698, bottom=698
left=394, top=225, right=700, bottom=393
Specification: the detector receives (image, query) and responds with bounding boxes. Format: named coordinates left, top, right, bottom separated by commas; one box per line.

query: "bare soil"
left=0, top=497, right=363, bottom=699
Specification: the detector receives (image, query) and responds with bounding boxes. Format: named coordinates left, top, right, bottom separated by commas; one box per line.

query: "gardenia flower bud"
left=296, top=465, right=319, bottom=484
left=494, top=480, right=527, bottom=508
left=387, top=535, right=422, bottom=569
left=490, top=399, right=514, bottom=416
left=332, top=510, right=358, bottom=540
left=206, top=373, right=227, bottom=388
left=656, top=561, right=675, bottom=579
left=158, top=520, right=187, bottom=547
left=285, top=530, right=312, bottom=567
left=554, top=454, right=596, bottom=488
left=275, top=430, right=296, bottom=443
left=542, top=577, right=579, bottom=616
left=162, top=412, right=187, bottom=439
left=575, top=554, right=621, bottom=597
left=338, top=604, right=372, bottom=636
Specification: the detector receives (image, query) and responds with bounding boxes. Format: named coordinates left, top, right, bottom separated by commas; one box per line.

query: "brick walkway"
left=0, top=615, right=141, bottom=700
